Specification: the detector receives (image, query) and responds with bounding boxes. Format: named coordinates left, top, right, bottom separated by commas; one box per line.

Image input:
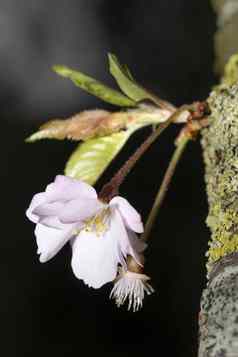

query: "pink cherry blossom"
left=26, top=175, right=145, bottom=288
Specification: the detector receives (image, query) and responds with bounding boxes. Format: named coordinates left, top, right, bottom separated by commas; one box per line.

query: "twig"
left=142, top=135, right=190, bottom=242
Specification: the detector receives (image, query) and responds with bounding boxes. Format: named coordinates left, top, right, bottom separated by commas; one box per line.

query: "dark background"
left=1, top=1, right=216, bottom=356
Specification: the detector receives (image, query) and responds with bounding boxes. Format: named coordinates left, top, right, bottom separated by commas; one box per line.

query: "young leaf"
left=65, top=130, right=133, bottom=185
left=53, top=65, right=136, bottom=107
left=26, top=110, right=125, bottom=142
left=26, top=106, right=179, bottom=143
left=108, top=53, right=156, bottom=103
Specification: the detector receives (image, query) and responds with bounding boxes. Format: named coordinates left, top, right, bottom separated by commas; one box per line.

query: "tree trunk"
left=199, top=83, right=238, bottom=356
left=212, top=0, right=238, bottom=74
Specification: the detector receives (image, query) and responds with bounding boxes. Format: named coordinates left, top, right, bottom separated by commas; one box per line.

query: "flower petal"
left=110, top=196, right=143, bottom=233
left=26, top=175, right=98, bottom=224
left=38, top=216, right=79, bottom=230
left=32, top=201, right=65, bottom=218
left=71, top=229, right=118, bottom=288
left=59, top=198, right=104, bottom=224
left=126, top=230, right=146, bottom=266
left=26, top=192, right=47, bottom=223
left=71, top=208, right=145, bottom=289
left=46, top=175, right=97, bottom=201
left=35, top=223, right=75, bottom=263
left=111, top=209, right=145, bottom=266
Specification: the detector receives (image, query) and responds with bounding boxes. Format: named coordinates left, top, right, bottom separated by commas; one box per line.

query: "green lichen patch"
left=222, top=53, right=238, bottom=86
left=201, top=84, right=238, bottom=271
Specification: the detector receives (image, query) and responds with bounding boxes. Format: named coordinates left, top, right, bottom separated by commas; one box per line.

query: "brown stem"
left=142, top=135, right=190, bottom=242
left=99, top=109, right=180, bottom=201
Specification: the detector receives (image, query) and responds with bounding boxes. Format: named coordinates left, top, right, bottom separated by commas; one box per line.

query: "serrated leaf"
left=65, top=130, right=133, bottom=185
left=53, top=65, right=136, bottom=107
left=108, top=53, right=156, bottom=103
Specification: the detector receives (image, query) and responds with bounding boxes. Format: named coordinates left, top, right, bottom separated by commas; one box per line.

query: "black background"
left=1, top=1, right=216, bottom=356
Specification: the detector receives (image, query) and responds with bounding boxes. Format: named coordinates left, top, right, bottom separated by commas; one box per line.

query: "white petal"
left=112, top=209, right=145, bottom=266
left=71, top=229, right=119, bottom=288
left=126, top=230, right=146, bottom=266
left=35, top=223, right=75, bottom=263
left=110, top=196, right=143, bottom=233
left=71, top=209, right=145, bottom=289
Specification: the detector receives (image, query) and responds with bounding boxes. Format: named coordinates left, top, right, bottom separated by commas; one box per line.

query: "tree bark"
left=199, top=258, right=238, bottom=356
left=212, top=0, right=238, bottom=74
left=199, top=83, right=238, bottom=356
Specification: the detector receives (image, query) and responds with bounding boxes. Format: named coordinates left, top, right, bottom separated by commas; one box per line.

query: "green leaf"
left=108, top=53, right=155, bottom=103
left=65, top=130, right=133, bottom=185
left=53, top=65, right=136, bottom=107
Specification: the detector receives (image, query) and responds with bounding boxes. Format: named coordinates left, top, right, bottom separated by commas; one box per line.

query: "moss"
left=201, top=84, right=238, bottom=271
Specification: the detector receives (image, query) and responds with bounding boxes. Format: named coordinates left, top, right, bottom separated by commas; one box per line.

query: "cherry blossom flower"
left=26, top=175, right=145, bottom=289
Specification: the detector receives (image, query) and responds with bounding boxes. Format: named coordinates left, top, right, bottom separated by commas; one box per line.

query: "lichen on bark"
left=212, top=0, right=238, bottom=73
left=221, top=54, right=238, bottom=86
left=201, top=84, right=238, bottom=272
left=199, top=264, right=238, bottom=356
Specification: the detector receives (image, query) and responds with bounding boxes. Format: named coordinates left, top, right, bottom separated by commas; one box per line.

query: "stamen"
left=110, top=269, right=154, bottom=312
left=82, top=208, right=110, bottom=237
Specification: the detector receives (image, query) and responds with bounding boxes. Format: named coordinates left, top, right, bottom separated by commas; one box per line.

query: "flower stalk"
left=142, top=134, right=190, bottom=242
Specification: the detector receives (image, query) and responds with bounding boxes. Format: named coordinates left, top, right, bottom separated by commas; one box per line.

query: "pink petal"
left=59, top=198, right=104, bottom=224
left=35, top=223, right=75, bottom=263
left=26, top=192, right=47, bottom=223
left=110, top=196, right=144, bottom=233
left=26, top=175, right=98, bottom=225
left=32, top=201, right=65, bottom=218
left=38, top=216, right=79, bottom=230
left=46, top=175, right=97, bottom=201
